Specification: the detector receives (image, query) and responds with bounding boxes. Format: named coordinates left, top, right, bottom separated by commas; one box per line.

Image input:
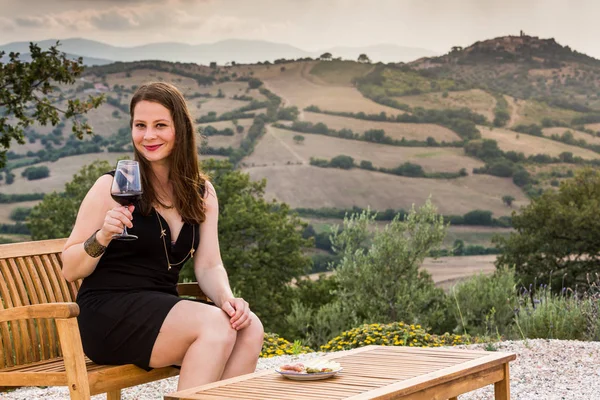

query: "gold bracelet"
left=84, top=229, right=107, bottom=258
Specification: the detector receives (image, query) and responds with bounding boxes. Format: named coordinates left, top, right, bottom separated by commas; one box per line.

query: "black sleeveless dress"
left=76, top=172, right=201, bottom=370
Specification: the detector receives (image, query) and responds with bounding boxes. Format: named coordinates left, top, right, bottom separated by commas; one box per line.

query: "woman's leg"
left=220, top=312, right=264, bottom=380
left=149, top=300, right=237, bottom=390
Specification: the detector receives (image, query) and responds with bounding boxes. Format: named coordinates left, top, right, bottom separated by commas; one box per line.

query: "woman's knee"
left=238, top=312, right=264, bottom=349
left=197, top=305, right=238, bottom=347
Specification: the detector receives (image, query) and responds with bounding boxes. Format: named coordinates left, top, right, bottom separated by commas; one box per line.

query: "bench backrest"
left=0, top=238, right=76, bottom=368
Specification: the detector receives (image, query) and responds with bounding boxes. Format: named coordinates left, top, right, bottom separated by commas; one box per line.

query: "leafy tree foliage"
left=21, top=165, right=50, bottom=180
left=494, top=169, right=600, bottom=290
left=502, top=195, right=515, bottom=207
left=28, top=160, right=112, bottom=240
left=287, top=201, right=452, bottom=346
left=357, top=54, right=371, bottom=63
left=0, top=42, right=105, bottom=168
left=180, top=159, right=313, bottom=333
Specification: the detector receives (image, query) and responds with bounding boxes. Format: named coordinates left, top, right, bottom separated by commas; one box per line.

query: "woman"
left=61, top=82, right=264, bottom=391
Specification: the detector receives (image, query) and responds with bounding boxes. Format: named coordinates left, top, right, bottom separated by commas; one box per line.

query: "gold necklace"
left=155, top=211, right=195, bottom=270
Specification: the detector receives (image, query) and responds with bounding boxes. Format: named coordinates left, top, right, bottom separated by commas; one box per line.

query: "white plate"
left=275, top=367, right=343, bottom=381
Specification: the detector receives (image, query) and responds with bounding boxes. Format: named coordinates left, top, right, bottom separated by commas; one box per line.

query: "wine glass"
left=110, top=160, right=143, bottom=241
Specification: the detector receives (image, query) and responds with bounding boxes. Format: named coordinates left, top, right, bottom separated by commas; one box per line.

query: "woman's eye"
left=135, top=123, right=145, bottom=128
left=157, top=123, right=166, bottom=128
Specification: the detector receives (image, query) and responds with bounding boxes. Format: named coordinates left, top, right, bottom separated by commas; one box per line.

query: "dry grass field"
left=305, top=218, right=511, bottom=247
left=258, top=61, right=403, bottom=114
left=584, top=123, right=600, bottom=132
left=0, top=152, right=130, bottom=194
left=308, top=60, right=374, bottom=86
left=198, top=118, right=254, bottom=149
left=250, top=126, right=484, bottom=172
left=542, top=127, right=600, bottom=146
left=479, top=126, right=600, bottom=159
left=103, top=69, right=201, bottom=94
left=397, top=89, right=497, bottom=121
left=301, top=111, right=461, bottom=142
left=190, top=98, right=251, bottom=119
left=0, top=201, right=41, bottom=224
left=511, top=99, right=581, bottom=126
left=306, top=255, right=497, bottom=289
left=243, top=164, right=527, bottom=217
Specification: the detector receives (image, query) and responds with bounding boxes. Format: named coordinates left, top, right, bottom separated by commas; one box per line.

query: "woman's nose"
left=144, top=128, right=158, bottom=139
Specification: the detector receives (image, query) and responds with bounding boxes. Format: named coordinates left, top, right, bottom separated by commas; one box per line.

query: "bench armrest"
left=0, top=302, right=79, bottom=323
left=177, top=282, right=209, bottom=301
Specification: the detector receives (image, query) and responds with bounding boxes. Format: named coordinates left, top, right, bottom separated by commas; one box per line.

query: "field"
left=584, top=123, right=600, bottom=132
left=258, top=61, right=404, bottom=114
left=397, top=89, right=497, bottom=121
left=479, top=126, right=600, bottom=159
left=190, top=98, right=251, bottom=119
left=308, top=60, right=374, bottom=86
left=300, top=111, right=461, bottom=142
left=511, top=99, right=582, bottom=127
left=307, top=255, right=497, bottom=289
left=0, top=200, right=41, bottom=224
left=246, top=126, right=484, bottom=172
left=198, top=118, right=254, bottom=149
left=103, top=69, right=202, bottom=94
left=243, top=164, right=527, bottom=217
left=0, top=152, right=130, bottom=194
left=542, top=127, right=600, bottom=146
left=306, top=218, right=511, bottom=247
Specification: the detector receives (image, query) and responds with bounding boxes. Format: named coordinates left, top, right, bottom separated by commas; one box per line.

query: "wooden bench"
left=0, top=238, right=208, bottom=400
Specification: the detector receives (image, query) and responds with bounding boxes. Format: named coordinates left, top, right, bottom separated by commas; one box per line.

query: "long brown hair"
left=130, top=82, right=207, bottom=224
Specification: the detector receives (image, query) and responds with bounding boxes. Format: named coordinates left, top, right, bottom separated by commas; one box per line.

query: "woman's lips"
left=144, top=144, right=163, bottom=152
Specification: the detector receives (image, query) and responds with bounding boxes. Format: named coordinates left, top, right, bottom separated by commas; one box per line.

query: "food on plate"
left=278, top=360, right=341, bottom=374
left=279, top=363, right=305, bottom=373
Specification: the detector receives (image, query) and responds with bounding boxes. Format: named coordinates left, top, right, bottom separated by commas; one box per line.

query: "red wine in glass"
left=111, top=192, right=143, bottom=206
left=110, top=160, right=143, bottom=240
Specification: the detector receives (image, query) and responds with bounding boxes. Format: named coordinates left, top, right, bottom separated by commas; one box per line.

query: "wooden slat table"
left=165, top=345, right=516, bottom=400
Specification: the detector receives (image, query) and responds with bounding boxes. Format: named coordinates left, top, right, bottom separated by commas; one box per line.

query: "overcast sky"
left=1, top=0, right=598, bottom=57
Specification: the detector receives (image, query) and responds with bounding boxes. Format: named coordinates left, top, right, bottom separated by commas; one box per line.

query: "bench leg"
left=494, top=363, right=511, bottom=400
left=56, top=318, right=91, bottom=400
left=107, top=389, right=122, bottom=400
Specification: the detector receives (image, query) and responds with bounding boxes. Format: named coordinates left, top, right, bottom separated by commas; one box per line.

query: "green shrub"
left=448, top=268, right=518, bottom=337
left=21, top=166, right=50, bottom=180
left=321, top=322, right=479, bottom=352
left=514, top=288, right=598, bottom=340
left=260, top=332, right=314, bottom=358
left=9, top=207, right=32, bottom=222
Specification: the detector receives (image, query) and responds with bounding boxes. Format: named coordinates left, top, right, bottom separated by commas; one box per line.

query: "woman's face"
left=132, top=100, right=176, bottom=165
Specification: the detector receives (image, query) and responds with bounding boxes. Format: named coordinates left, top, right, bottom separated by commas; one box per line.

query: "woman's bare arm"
left=61, top=174, right=133, bottom=282
left=193, top=181, right=234, bottom=307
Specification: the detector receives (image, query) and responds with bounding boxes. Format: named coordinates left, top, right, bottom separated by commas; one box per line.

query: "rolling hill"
left=1, top=33, right=599, bottom=254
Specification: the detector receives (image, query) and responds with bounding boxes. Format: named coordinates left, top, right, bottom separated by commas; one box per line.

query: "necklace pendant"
left=190, top=248, right=195, bottom=257
left=160, top=229, right=167, bottom=238
left=168, top=265, right=172, bottom=271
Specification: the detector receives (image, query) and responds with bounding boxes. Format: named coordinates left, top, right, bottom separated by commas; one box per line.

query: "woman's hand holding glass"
left=97, top=205, right=135, bottom=245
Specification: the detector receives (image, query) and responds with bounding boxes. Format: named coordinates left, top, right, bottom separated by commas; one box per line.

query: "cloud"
left=89, top=10, right=141, bottom=30
left=14, top=16, right=50, bottom=28
left=0, top=17, right=16, bottom=30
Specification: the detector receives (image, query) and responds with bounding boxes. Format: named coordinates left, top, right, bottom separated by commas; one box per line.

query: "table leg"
left=494, top=363, right=511, bottom=400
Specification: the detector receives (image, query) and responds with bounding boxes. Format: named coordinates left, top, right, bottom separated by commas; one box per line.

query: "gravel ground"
left=3, top=339, right=599, bottom=400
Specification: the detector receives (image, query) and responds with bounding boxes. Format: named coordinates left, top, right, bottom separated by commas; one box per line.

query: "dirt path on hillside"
left=503, top=95, right=519, bottom=128
left=265, top=125, right=306, bottom=164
